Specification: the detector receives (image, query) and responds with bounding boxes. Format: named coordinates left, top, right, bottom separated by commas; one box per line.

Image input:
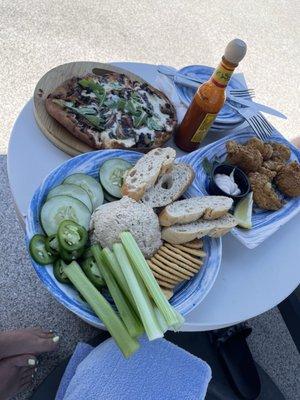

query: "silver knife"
left=226, top=95, right=287, bottom=120
left=159, top=66, right=287, bottom=120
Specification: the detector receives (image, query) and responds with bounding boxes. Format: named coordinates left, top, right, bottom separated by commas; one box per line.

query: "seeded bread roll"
left=161, top=213, right=237, bottom=244
left=121, top=147, right=176, bottom=201
left=90, top=196, right=162, bottom=257
left=141, top=163, right=194, bottom=208
left=159, top=196, right=233, bottom=227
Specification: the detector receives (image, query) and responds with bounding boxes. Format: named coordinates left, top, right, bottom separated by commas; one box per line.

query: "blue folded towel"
left=56, top=337, right=211, bottom=400
left=55, top=342, right=93, bottom=400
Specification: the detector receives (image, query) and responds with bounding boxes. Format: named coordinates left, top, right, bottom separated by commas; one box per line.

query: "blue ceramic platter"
left=181, top=131, right=300, bottom=249
left=175, top=65, right=245, bottom=127
left=26, top=149, right=222, bottom=327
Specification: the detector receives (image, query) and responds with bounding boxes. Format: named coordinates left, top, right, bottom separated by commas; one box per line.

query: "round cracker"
left=156, top=279, right=175, bottom=289
left=156, top=251, right=195, bottom=277
left=163, top=244, right=201, bottom=266
left=148, top=259, right=184, bottom=281
left=152, top=256, right=190, bottom=280
left=148, top=262, right=179, bottom=284
left=159, top=247, right=200, bottom=271
left=161, top=288, right=174, bottom=300
left=184, top=239, right=203, bottom=249
left=173, top=244, right=206, bottom=258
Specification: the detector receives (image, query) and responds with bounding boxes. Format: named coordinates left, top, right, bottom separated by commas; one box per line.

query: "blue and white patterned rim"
left=25, top=149, right=222, bottom=327
left=180, top=131, right=300, bottom=249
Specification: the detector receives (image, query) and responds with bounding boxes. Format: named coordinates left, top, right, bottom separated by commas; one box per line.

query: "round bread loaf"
left=90, top=196, right=162, bottom=258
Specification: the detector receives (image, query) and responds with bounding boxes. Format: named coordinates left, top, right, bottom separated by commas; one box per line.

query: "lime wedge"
left=234, top=192, right=253, bottom=229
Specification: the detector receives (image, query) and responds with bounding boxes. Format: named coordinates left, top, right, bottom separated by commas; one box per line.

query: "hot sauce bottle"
left=175, top=39, right=247, bottom=152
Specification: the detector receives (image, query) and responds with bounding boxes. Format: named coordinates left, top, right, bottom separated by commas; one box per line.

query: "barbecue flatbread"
left=45, top=73, right=177, bottom=151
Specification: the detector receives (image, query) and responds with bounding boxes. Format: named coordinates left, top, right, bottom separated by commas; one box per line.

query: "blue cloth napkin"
left=56, top=337, right=211, bottom=400
left=55, top=342, right=93, bottom=400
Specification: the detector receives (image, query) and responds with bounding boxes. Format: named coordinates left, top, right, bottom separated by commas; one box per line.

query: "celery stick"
left=120, top=232, right=184, bottom=329
left=113, top=243, right=163, bottom=341
left=91, top=245, right=143, bottom=338
left=62, top=261, right=139, bottom=358
left=133, top=266, right=163, bottom=336
left=172, top=309, right=185, bottom=332
left=102, top=248, right=138, bottom=313
left=154, top=308, right=168, bottom=334
left=133, top=262, right=181, bottom=333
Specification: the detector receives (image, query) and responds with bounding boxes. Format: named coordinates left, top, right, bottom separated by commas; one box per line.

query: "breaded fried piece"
left=248, top=172, right=282, bottom=210
left=257, top=166, right=277, bottom=180
left=262, top=160, right=285, bottom=172
left=247, top=137, right=273, bottom=160
left=270, top=142, right=291, bottom=162
left=257, top=159, right=285, bottom=180
left=275, top=161, right=300, bottom=197
left=226, top=140, right=263, bottom=173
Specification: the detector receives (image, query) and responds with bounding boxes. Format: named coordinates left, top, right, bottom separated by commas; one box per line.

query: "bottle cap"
left=224, top=39, right=247, bottom=65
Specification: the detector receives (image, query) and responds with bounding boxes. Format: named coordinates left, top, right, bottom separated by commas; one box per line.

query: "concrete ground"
left=1, top=0, right=300, bottom=399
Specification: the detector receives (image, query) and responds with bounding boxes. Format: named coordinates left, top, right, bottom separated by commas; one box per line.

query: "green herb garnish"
left=53, top=99, right=105, bottom=130
left=202, top=157, right=213, bottom=174
left=78, top=78, right=106, bottom=106
left=131, top=91, right=141, bottom=102
left=202, top=156, right=227, bottom=175
left=117, top=98, right=126, bottom=112
left=146, top=116, right=163, bottom=131
left=133, top=111, right=148, bottom=128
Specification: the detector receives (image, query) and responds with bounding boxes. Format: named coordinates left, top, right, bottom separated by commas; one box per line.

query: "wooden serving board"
left=33, top=61, right=154, bottom=157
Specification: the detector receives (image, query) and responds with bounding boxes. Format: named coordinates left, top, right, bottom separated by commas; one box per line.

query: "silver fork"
left=176, top=73, right=254, bottom=98
left=230, top=88, right=255, bottom=98
left=157, top=66, right=254, bottom=98
left=228, top=103, right=274, bottom=141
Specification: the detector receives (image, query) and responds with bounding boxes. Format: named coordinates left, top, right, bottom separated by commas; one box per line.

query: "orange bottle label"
left=190, top=113, right=217, bottom=143
left=212, top=61, right=234, bottom=88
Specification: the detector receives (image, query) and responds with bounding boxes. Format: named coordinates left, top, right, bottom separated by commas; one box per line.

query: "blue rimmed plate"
left=181, top=131, right=300, bottom=249
left=175, top=65, right=245, bottom=128
left=25, top=149, right=222, bottom=327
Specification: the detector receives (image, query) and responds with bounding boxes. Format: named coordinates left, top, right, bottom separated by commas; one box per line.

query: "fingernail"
left=52, top=335, right=60, bottom=343
left=28, top=359, right=36, bottom=366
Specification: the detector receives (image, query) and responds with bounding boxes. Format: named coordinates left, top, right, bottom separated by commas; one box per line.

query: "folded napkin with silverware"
left=157, top=65, right=286, bottom=119
left=56, top=337, right=211, bottom=400
left=155, top=65, right=286, bottom=141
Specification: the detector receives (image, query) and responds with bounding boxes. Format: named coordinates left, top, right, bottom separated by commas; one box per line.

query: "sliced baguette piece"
left=159, top=196, right=233, bottom=227
left=161, top=213, right=237, bottom=244
left=141, top=163, right=195, bottom=208
left=121, top=147, right=176, bottom=201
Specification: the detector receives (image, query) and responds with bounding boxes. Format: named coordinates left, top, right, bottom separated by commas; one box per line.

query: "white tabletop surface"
left=7, top=62, right=300, bottom=332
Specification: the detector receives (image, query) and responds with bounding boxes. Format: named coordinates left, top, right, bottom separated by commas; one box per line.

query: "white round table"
left=7, top=62, right=300, bottom=332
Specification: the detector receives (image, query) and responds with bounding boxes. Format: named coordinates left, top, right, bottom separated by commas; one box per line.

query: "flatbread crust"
left=45, top=73, right=177, bottom=151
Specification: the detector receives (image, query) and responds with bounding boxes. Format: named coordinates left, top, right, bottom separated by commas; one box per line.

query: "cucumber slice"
left=41, top=195, right=91, bottom=236
left=99, top=158, right=132, bottom=198
left=103, top=189, right=119, bottom=203
left=47, top=184, right=93, bottom=212
left=64, top=173, right=104, bottom=210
